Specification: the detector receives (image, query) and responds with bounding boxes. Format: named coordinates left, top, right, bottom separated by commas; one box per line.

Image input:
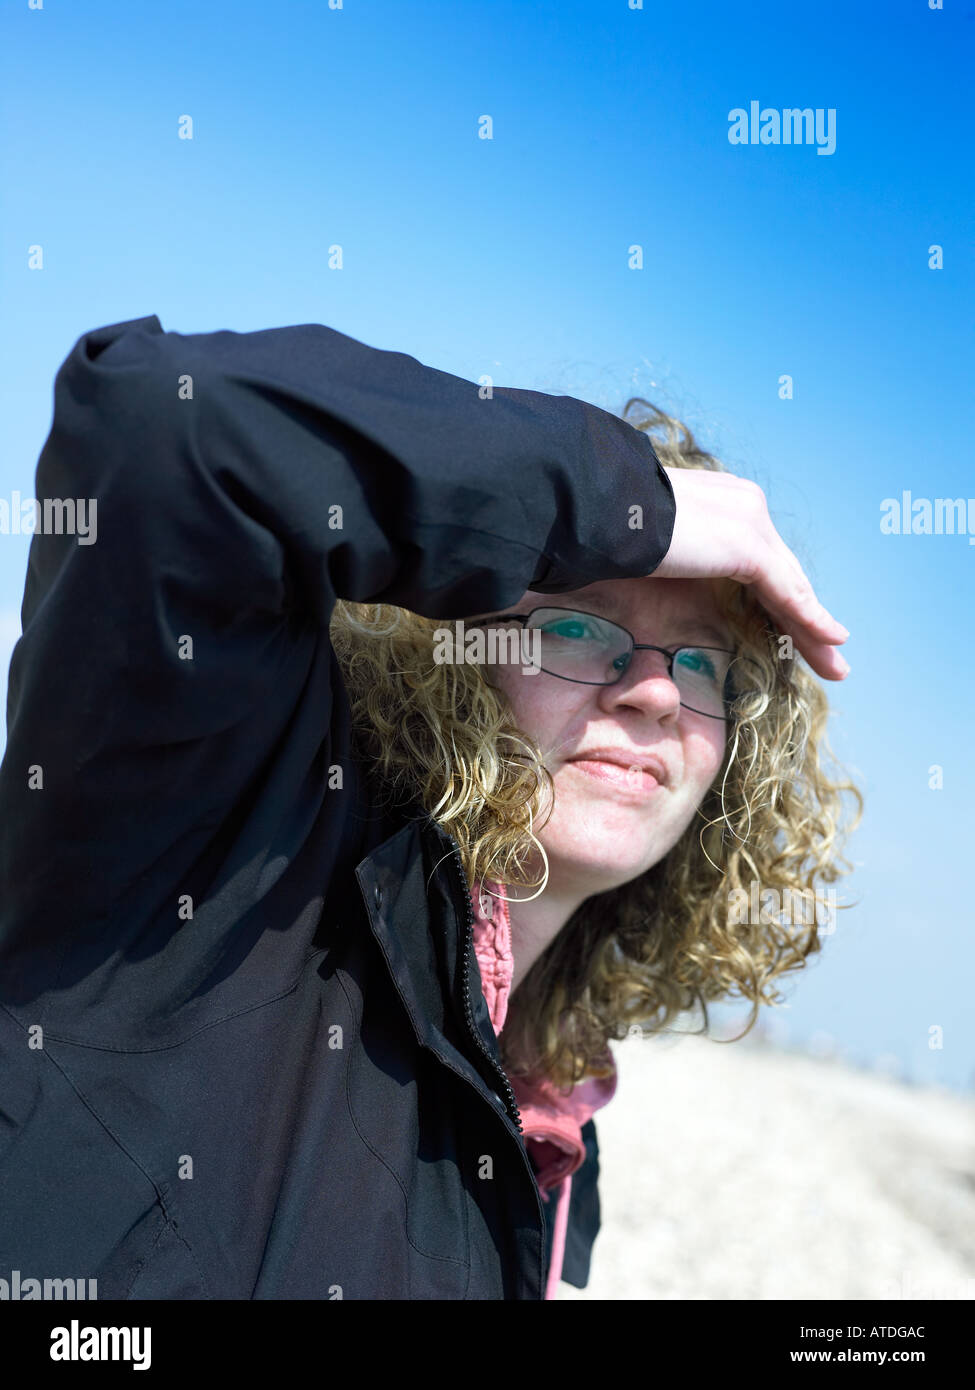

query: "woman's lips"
left=566, top=759, right=664, bottom=794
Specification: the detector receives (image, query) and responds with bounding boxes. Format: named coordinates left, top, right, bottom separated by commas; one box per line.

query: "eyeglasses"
left=470, top=607, right=737, bottom=720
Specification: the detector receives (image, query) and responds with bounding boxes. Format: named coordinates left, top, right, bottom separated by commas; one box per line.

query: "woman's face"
left=479, top=576, right=731, bottom=899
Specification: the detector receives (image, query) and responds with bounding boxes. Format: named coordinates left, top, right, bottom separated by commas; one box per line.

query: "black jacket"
left=0, top=314, right=675, bottom=1299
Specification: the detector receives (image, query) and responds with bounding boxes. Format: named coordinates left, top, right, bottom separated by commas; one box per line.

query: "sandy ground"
left=554, top=1030, right=975, bottom=1301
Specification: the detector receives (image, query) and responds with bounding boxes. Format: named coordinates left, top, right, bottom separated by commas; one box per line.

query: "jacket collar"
left=354, top=810, right=518, bottom=1128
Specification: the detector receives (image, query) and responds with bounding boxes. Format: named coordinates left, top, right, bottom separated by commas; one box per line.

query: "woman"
left=0, top=315, right=855, bottom=1301
left=329, top=401, right=861, bottom=1296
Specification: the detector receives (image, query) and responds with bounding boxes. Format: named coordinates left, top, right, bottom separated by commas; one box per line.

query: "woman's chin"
left=543, top=838, right=659, bottom=893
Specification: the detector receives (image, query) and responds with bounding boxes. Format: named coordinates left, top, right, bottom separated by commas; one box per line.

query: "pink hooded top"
left=469, top=878, right=617, bottom=1299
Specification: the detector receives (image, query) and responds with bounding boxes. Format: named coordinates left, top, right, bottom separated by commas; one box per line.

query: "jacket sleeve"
left=0, top=314, right=675, bottom=994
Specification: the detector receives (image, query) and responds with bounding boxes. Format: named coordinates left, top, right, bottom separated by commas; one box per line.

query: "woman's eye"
left=677, top=649, right=719, bottom=681
left=542, top=620, right=590, bottom=639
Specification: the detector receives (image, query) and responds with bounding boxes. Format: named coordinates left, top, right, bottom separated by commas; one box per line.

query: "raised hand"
left=653, top=467, right=850, bottom=680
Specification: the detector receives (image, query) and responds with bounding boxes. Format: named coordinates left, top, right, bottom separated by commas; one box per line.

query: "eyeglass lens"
left=524, top=609, right=732, bottom=718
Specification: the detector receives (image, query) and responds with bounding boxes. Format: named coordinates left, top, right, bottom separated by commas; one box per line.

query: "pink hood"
left=469, top=878, right=617, bottom=1299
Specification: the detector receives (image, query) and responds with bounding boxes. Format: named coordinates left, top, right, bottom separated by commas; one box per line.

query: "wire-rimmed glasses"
left=469, top=606, right=737, bottom=720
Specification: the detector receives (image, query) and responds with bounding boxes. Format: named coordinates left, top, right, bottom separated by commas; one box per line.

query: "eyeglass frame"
left=467, top=606, right=740, bottom=721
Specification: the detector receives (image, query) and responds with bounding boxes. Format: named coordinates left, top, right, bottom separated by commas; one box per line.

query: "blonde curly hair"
left=329, top=397, right=863, bottom=1090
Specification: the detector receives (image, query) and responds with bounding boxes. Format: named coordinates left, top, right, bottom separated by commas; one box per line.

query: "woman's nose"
left=598, top=649, right=682, bottom=718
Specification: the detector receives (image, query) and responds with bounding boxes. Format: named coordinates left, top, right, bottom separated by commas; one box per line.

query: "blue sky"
left=1, top=0, right=973, bottom=1090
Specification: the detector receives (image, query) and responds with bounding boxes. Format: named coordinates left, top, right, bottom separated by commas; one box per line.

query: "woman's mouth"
left=566, top=759, right=664, bottom=795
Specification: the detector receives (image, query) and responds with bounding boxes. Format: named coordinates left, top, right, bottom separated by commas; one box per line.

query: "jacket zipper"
left=444, top=836, right=524, bottom=1136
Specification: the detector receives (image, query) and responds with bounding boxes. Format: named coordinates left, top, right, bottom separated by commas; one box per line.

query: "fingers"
left=777, top=625, right=851, bottom=681
left=740, top=491, right=850, bottom=680
left=656, top=466, right=851, bottom=680
left=749, top=546, right=851, bottom=680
